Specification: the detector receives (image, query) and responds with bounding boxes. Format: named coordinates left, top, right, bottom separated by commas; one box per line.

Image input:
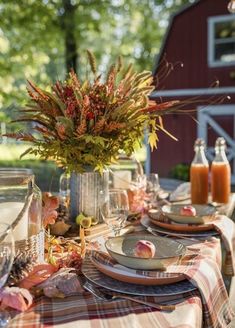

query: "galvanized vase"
left=70, top=168, right=109, bottom=222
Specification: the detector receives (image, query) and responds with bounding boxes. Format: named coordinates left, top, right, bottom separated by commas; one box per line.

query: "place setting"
left=146, top=203, right=218, bottom=233
left=81, top=223, right=232, bottom=327
left=81, top=233, right=198, bottom=300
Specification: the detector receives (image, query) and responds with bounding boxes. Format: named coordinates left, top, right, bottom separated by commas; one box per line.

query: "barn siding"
left=151, top=0, right=235, bottom=177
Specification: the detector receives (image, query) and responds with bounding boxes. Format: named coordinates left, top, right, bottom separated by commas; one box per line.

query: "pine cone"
left=7, top=253, right=36, bottom=286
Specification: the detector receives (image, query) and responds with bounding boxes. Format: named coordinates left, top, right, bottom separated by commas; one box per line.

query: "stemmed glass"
left=100, top=189, right=129, bottom=236
left=144, top=173, right=160, bottom=208
left=0, top=223, right=15, bottom=327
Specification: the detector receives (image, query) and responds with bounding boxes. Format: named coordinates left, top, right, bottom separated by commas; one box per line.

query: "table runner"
left=8, top=238, right=234, bottom=328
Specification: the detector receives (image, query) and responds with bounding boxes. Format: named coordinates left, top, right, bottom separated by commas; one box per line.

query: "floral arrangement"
left=7, top=51, right=178, bottom=173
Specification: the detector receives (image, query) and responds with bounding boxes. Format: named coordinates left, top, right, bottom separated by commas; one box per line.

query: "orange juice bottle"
left=190, top=139, right=209, bottom=204
left=211, top=137, right=231, bottom=204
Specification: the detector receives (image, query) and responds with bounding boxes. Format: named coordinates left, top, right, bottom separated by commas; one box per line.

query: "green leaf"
left=20, top=147, right=34, bottom=159
left=148, top=131, right=158, bottom=151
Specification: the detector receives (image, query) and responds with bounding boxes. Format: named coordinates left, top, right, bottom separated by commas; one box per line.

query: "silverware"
left=146, top=226, right=200, bottom=243
left=83, top=280, right=175, bottom=311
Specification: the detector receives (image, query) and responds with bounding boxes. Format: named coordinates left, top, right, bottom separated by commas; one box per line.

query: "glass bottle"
left=190, top=138, right=209, bottom=204
left=211, top=137, right=231, bottom=204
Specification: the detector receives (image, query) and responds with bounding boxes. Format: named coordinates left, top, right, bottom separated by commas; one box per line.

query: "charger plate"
left=148, top=209, right=214, bottom=232
left=82, top=258, right=196, bottom=297
left=90, top=250, right=185, bottom=285
left=141, top=216, right=219, bottom=238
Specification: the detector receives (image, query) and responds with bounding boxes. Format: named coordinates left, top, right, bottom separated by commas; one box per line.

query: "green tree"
left=0, top=0, right=192, bottom=112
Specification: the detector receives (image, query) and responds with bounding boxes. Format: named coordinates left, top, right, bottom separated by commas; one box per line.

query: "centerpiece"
left=7, top=51, right=179, bottom=222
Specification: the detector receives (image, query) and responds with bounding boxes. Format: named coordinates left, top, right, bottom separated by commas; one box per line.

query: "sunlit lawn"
left=0, top=143, right=37, bottom=161
left=0, top=143, right=147, bottom=163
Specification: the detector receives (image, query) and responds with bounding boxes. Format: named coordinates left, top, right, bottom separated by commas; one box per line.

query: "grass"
left=0, top=143, right=62, bottom=191
left=0, top=142, right=147, bottom=191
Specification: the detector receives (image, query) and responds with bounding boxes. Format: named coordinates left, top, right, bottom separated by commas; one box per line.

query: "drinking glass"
left=144, top=173, right=160, bottom=208
left=0, top=223, right=15, bottom=327
left=100, top=189, right=129, bottom=236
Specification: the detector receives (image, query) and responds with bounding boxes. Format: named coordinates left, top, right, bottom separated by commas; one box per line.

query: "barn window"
left=208, top=15, right=235, bottom=67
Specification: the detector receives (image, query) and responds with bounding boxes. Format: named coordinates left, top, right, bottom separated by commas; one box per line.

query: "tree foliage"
left=0, top=0, right=191, bottom=119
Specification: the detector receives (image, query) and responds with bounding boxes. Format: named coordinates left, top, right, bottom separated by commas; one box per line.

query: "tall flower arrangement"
left=7, top=51, right=178, bottom=173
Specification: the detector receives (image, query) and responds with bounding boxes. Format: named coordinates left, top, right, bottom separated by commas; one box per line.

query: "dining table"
left=6, top=193, right=235, bottom=328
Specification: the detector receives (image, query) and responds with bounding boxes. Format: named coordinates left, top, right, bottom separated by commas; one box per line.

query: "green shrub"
left=0, top=160, right=63, bottom=192
left=169, top=163, right=190, bottom=182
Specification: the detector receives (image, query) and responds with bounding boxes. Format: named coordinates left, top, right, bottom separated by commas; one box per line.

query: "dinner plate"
left=90, top=250, right=185, bottom=285
left=82, top=258, right=196, bottom=297
left=161, top=204, right=217, bottom=225
left=140, top=216, right=219, bottom=238
left=148, top=209, right=214, bottom=232
left=105, top=234, right=186, bottom=270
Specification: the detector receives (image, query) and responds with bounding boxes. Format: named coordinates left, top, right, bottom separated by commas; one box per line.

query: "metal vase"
left=70, top=169, right=109, bottom=222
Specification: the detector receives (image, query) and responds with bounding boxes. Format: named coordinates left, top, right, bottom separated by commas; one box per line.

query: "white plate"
left=161, top=204, right=217, bottom=224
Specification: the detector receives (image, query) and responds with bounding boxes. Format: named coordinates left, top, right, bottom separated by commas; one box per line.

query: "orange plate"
left=90, top=255, right=185, bottom=286
left=148, top=216, right=214, bottom=232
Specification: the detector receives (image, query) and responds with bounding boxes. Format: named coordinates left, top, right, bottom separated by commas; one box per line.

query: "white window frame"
left=208, top=14, right=235, bottom=68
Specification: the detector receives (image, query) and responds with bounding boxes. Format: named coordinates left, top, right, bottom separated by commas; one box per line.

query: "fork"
left=146, top=226, right=200, bottom=243
left=83, top=280, right=175, bottom=311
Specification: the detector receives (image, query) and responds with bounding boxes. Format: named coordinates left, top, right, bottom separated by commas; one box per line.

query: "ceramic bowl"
left=161, top=204, right=217, bottom=224
left=105, top=234, right=186, bottom=270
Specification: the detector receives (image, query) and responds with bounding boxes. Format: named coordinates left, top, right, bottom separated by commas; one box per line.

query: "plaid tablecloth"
left=8, top=291, right=203, bottom=328
left=7, top=238, right=234, bottom=328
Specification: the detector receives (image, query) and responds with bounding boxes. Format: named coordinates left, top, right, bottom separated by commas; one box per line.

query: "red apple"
left=134, top=240, right=156, bottom=258
left=180, top=205, right=196, bottom=217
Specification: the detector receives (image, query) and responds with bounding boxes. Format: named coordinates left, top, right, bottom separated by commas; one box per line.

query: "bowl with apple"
left=161, top=204, right=217, bottom=224
left=105, top=234, right=186, bottom=270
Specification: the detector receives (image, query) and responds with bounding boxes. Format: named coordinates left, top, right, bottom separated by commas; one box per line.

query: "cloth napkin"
left=150, top=211, right=235, bottom=276
left=211, top=215, right=235, bottom=276
left=169, top=253, right=234, bottom=328
left=91, top=243, right=234, bottom=328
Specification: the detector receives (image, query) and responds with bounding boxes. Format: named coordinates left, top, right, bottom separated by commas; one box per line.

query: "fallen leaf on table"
left=19, top=263, right=58, bottom=290
left=42, top=192, right=59, bottom=228
left=0, top=287, right=33, bottom=312
left=38, top=268, right=83, bottom=297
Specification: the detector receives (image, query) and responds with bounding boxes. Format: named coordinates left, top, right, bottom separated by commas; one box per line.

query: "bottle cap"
left=215, top=137, right=226, bottom=149
left=194, top=138, right=206, bottom=150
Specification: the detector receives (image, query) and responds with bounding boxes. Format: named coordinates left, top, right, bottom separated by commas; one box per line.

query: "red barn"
left=150, top=0, right=235, bottom=183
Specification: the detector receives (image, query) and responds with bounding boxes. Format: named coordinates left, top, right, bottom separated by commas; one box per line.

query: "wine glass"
left=144, top=173, right=160, bottom=208
left=0, top=223, right=15, bottom=327
left=100, top=189, right=129, bottom=236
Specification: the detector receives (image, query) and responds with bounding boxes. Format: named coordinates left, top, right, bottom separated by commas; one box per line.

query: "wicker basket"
left=0, top=174, right=44, bottom=262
